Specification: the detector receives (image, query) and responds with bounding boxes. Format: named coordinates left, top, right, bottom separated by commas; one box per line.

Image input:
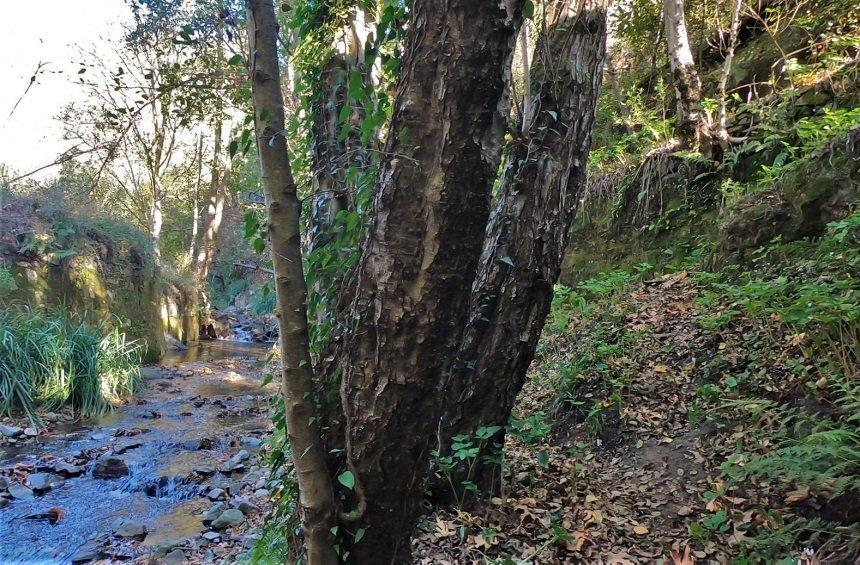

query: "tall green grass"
left=0, top=307, right=141, bottom=423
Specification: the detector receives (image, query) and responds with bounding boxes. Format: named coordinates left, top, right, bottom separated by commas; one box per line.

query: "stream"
left=0, top=341, right=277, bottom=564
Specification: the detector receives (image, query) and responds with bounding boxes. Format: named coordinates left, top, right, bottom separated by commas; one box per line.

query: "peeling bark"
left=439, top=0, right=609, bottom=496
left=340, top=1, right=523, bottom=560
left=247, top=1, right=338, bottom=563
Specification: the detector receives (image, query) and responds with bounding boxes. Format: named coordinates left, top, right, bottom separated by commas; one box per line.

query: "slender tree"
left=246, top=1, right=338, bottom=562
left=439, top=0, right=609, bottom=495
left=662, top=0, right=709, bottom=150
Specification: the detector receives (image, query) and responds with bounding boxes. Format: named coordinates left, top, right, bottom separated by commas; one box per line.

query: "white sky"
left=0, top=0, right=132, bottom=179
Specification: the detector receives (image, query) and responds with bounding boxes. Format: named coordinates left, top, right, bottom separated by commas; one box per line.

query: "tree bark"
left=715, top=0, right=744, bottom=153
left=662, top=0, right=708, bottom=150
left=438, top=0, right=608, bottom=497
left=246, top=1, right=338, bottom=563
left=340, top=1, right=523, bottom=561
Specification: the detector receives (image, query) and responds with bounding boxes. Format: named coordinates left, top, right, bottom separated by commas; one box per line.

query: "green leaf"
left=499, top=256, right=515, bottom=267
left=228, top=139, right=239, bottom=159
left=338, top=470, right=355, bottom=489
left=523, top=0, right=535, bottom=19
left=227, top=54, right=243, bottom=66
left=354, top=528, right=366, bottom=543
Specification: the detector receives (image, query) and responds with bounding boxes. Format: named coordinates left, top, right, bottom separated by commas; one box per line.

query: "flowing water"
left=0, top=341, right=275, bottom=564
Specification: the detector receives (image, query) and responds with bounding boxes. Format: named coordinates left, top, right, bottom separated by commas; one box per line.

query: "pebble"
left=253, top=488, right=269, bottom=499
left=23, top=427, right=38, bottom=437
left=70, top=542, right=101, bottom=564
left=0, top=476, right=8, bottom=490
left=207, top=488, right=226, bottom=501
left=113, top=439, right=142, bottom=454
left=202, top=531, right=221, bottom=542
left=0, top=424, right=23, bottom=438
left=162, top=549, right=187, bottom=565
left=202, top=502, right=226, bottom=524
left=193, top=465, right=216, bottom=477
left=231, top=496, right=259, bottom=515
left=27, top=472, right=64, bottom=492
left=8, top=483, right=34, bottom=499
left=54, top=461, right=85, bottom=477
left=241, top=436, right=263, bottom=447
left=113, top=520, right=147, bottom=539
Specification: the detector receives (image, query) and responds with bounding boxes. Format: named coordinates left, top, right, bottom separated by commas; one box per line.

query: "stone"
left=0, top=476, right=8, bottom=490
left=114, top=520, right=147, bottom=540
left=202, top=502, right=225, bottom=525
left=207, top=488, right=225, bottom=501
left=241, top=437, right=263, bottom=448
left=114, top=439, right=142, bottom=454
left=23, top=427, right=38, bottom=437
left=211, top=508, right=245, bottom=529
left=90, top=433, right=107, bottom=441
left=193, top=465, right=215, bottom=477
left=202, top=531, right=221, bottom=542
left=54, top=461, right=85, bottom=477
left=0, top=497, right=8, bottom=509
left=253, top=488, right=269, bottom=499
left=70, top=542, right=102, bottom=564
left=8, top=483, right=34, bottom=499
left=27, top=472, right=64, bottom=492
left=231, top=496, right=259, bottom=515
left=162, top=549, right=187, bottom=565
left=92, top=457, right=129, bottom=479
left=0, top=424, right=23, bottom=438
left=227, top=482, right=242, bottom=496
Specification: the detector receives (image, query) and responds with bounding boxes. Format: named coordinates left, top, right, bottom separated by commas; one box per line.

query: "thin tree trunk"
left=715, top=0, right=744, bottom=152
left=439, top=0, right=609, bottom=497
left=520, top=21, right=533, bottom=132
left=606, top=0, right=634, bottom=133
left=340, top=1, right=523, bottom=561
left=246, top=2, right=338, bottom=563
left=196, top=119, right=229, bottom=287
left=149, top=184, right=163, bottom=264
left=662, top=0, right=708, bottom=150
left=188, top=134, right=204, bottom=264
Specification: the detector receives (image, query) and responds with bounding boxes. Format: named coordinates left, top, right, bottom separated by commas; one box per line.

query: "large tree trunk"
left=246, top=1, right=338, bottom=563
left=340, top=1, right=523, bottom=561
left=662, top=0, right=708, bottom=150
left=195, top=119, right=229, bottom=288
left=438, top=0, right=608, bottom=497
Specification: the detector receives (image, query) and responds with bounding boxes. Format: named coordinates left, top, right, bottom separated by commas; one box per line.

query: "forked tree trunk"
left=439, top=0, right=608, bottom=496
left=340, top=0, right=523, bottom=561
left=246, top=1, right=338, bottom=563
left=662, top=0, right=708, bottom=150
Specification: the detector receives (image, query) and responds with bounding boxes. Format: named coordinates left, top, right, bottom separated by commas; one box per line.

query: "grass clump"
left=0, top=307, right=141, bottom=423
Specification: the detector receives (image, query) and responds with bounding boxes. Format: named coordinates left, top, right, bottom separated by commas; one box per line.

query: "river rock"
left=207, top=487, right=226, bottom=501
left=211, top=508, right=245, bottom=529
left=9, top=483, right=34, bottom=499
left=231, top=496, right=259, bottom=515
left=0, top=497, right=9, bottom=509
left=23, top=426, right=38, bottom=437
left=241, top=436, right=263, bottom=448
left=0, top=476, right=8, bottom=490
left=162, top=549, right=187, bottom=565
left=114, top=439, right=142, bottom=454
left=220, top=450, right=250, bottom=473
left=28, top=473, right=64, bottom=492
left=90, top=432, right=107, bottom=441
left=70, top=541, right=102, bottom=564
left=54, top=461, right=85, bottom=477
left=193, top=465, right=215, bottom=477
left=202, top=502, right=225, bottom=524
left=113, top=520, right=147, bottom=540
left=0, top=424, right=23, bottom=438
left=93, top=456, right=129, bottom=479
left=253, top=488, right=269, bottom=499
left=202, top=531, right=221, bottom=542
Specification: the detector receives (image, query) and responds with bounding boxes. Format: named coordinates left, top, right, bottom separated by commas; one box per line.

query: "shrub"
left=0, top=307, right=141, bottom=423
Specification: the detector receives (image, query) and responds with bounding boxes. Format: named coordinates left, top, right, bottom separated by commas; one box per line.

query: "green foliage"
left=431, top=425, right=503, bottom=507
left=0, top=266, right=18, bottom=300
left=0, top=307, right=141, bottom=423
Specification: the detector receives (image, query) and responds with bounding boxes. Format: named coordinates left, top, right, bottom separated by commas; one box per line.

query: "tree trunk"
left=149, top=185, right=163, bottom=265
left=662, top=0, right=708, bottom=150
left=715, top=0, right=744, bottom=153
left=246, top=1, right=338, bottom=563
left=195, top=119, right=229, bottom=289
left=340, top=1, right=523, bottom=561
left=606, top=0, right=634, bottom=133
left=438, top=0, right=608, bottom=498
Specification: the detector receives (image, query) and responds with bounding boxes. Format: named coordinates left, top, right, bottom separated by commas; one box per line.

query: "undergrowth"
left=0, top=307, right=141, bottom=423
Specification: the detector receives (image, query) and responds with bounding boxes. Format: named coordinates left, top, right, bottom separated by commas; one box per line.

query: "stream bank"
left=0, top=341, right=278, bottom=564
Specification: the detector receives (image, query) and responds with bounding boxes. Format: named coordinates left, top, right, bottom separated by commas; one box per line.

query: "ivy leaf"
left=338, top=470, right=355, bottom=489
left=523, top=0, right=535, bottom=19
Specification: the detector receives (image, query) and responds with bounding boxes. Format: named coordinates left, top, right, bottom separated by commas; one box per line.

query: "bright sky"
left=0, top=0, right=132, bottom=180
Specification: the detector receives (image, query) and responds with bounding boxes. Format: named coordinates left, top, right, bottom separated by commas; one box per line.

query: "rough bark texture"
left=247, top=2, right=338, bottom=563
left=439, top=0, right=608, bottom=495
left=340, top=1, right=523, bottom=561
left=662, top=0, right=707, bottom=150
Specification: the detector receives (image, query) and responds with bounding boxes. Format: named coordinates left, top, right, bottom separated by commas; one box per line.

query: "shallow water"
left=0, top=341, right=273, bottom=564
